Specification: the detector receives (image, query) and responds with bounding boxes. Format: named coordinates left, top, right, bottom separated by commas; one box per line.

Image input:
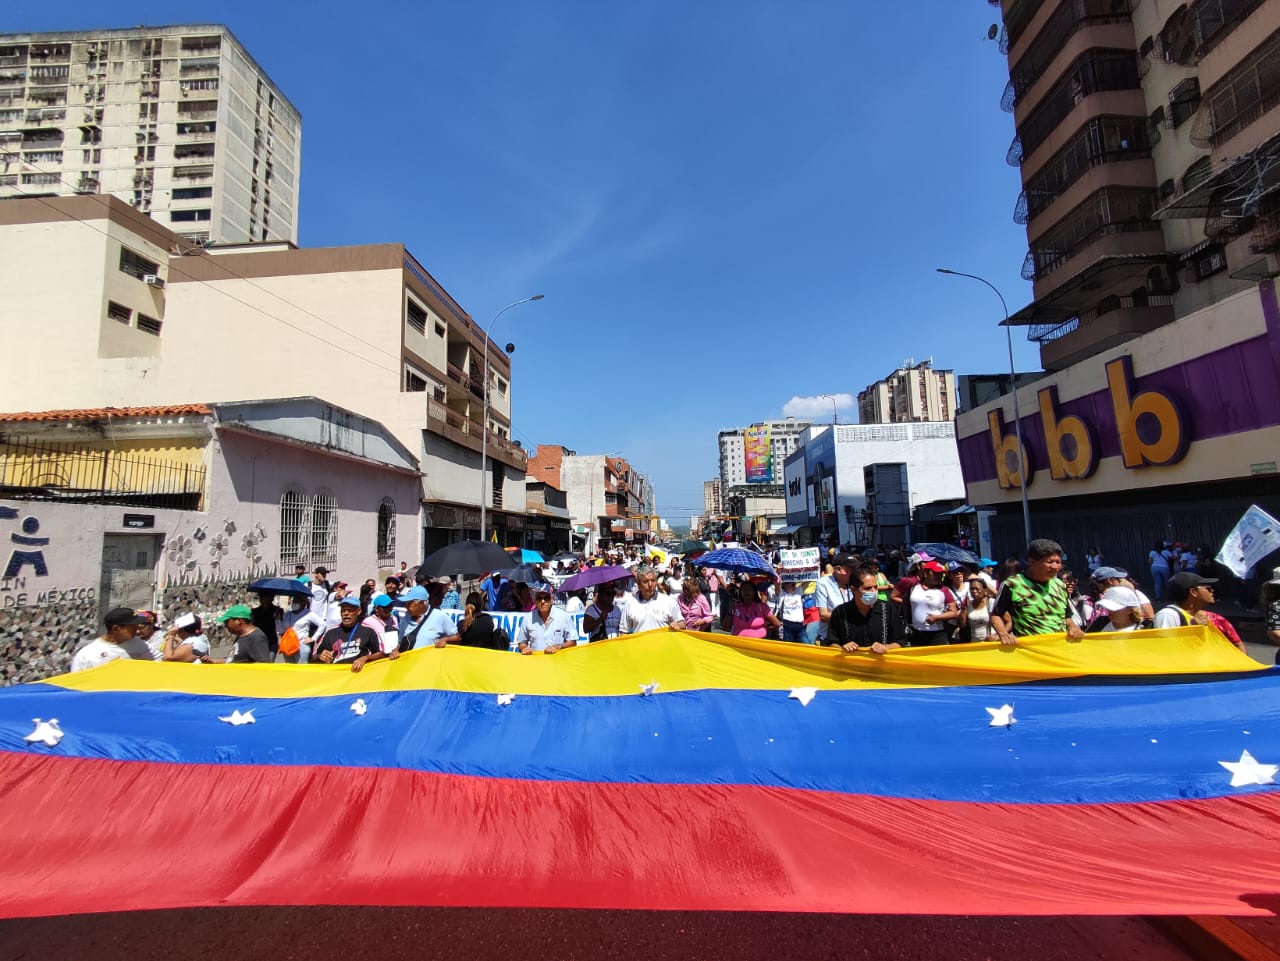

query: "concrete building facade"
left=717, top=419, right=810, bottom=490
left=0, top=195, right=528, bottom=553
left=0, top=25, right=300, bottom=245
left=857, top=360, right=956, bottom=424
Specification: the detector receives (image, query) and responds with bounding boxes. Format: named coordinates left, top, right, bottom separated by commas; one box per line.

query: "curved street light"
left=479, top=294, right=544, bottom=542
left=936, top=268, right=1033, bottom=547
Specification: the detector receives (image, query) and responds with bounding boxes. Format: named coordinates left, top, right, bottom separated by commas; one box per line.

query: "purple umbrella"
left=559, top=565, right=633, bottom=592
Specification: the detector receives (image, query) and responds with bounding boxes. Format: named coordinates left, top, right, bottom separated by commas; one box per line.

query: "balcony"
left=1160, top=0, right=1264, bottom=67
left=1016, top=50, right=1143, bottom=161
left=1014, top=115, right=1153, bottom=224
left=1004, top=0, right=1135, bottom=114
left=1035, top=295, right=1176, bottom=369
left=1191, top=27, right=1280, bottom=155
left=1024, top=186, right=1163, bottom=290
left=172, top=164, right=214, bottom=181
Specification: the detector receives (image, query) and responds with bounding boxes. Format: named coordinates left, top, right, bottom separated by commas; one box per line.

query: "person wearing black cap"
left=1153, top=572, right=1219, bottom=629
left=69, top=607, right=154, bottom=672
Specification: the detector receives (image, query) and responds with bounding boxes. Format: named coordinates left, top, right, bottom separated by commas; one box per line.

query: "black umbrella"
left=246, top=577, right=314, bottom=599
left=909, top=542, right=982, bottom=567
left=418, top=541, right=516, bottom=579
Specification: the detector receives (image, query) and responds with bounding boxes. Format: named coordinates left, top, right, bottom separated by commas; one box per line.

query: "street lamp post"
left=479, top=294, right=543, bottom=543
left=936, top=268, right=1033, bottom=547
left=820, top=393, right=839, bottom=425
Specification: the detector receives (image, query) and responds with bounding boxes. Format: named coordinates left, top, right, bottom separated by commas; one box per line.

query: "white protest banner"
left=777, top=547, right=821, bottom=584
left=1216, top=505, right=1280, bottom=578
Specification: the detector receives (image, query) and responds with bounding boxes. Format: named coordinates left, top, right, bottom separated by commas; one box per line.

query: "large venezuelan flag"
left=0, top=626, right=1278, bottom=919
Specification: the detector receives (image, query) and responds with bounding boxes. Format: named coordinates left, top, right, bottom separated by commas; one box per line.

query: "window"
left=21, top=172, right=58, bottom=185
left=1169, top=77, right=1201, bottom=128
left=310, top=490, right=337, bottom=568
left=406, top=299, right=427, bottom=335
left=107, top=301, right=132, bottom=324
left=376, top=497, right=396, bottom=564
left=433, top=321, right=445, bottom=337
left=174, top=142, right=215, bottom=159
left=170, top=209, right=211, bottom=222
left=279, top=489, right=310, bottom=566
left=137, top=314, right=162, bottom=335
left=172, top=186, right=212, bottom=200
left=404, top=366, right=427, bottom=392
left=496, top=376, right=508, bottom=396
left=119, top=246, right=159, bottom=280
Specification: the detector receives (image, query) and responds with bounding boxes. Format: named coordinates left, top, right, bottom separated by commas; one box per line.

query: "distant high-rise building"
left=0, top=25, right=301, bottom=245
left=717, top=419, right=810, bottom=492
left=858, top=360, right=956, bottom=424
left=703, top=478, right=721, bottom=516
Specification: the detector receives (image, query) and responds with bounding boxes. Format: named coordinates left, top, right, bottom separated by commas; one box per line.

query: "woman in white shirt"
left=961, top=574, right=994, bottom=642
left=908, top=562, right=959, bottom=646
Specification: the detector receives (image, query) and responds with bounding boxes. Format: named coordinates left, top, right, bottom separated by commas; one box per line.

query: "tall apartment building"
left=717, top=419, right=810, bottom=492
left=857, top=360, right=956, bottom=424
left=956, top=0, right=1280, bottom=565
left=0, top=25, right=300, bottom=245
left=994, top=0, right=1278, bottom=370
left=703, top=479, right=722, bottom=516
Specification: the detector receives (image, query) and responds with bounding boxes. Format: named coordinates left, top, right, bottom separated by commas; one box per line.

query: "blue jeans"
left=803, top=621, right=821, bottom=645
left=1151, top=567, right=1170, bottom=602
left=782, top=621, right=807, bottom=643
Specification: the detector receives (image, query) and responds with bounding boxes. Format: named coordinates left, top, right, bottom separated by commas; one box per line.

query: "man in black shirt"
left=218, top=604, right=274, bottom=663
left=826, top=569, right=907, bottom=654
left=315, top=596, right=385, bottom=672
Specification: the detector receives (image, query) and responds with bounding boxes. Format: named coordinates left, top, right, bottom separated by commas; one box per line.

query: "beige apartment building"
left=0, top=194, right=528, bottom=554
left=857, top=360, right=956, bottom=424
left=0, top=25, right=299, bottom=245
left=959, top=0, right=1280, bottom=569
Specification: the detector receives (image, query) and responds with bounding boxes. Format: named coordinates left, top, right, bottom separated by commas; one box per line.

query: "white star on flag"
left=640, top=680, right=659, bottom=697
left=1219, top=749, right=1278, bottom=787
left=986, top=704, right=1016, bottom=728
left=789, top=687, right=818, bottom=707
left=218, top=709, right=256, bottom=726
left=496, top=693, right=516, bottom=706
left=24, top=718, right=63, bottom=747
left=349, top=699, right=367, bottom=716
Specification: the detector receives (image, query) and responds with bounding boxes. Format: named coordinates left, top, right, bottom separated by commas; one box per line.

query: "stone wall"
left=0, top=576, right=266, bottom=687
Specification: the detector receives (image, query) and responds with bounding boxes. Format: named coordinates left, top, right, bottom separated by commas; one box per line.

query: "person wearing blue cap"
left=314, top=595, right=386, bottom=672
left=362, top=594, right=401, bottom=655
left=398, top=582, right=460, bottom=651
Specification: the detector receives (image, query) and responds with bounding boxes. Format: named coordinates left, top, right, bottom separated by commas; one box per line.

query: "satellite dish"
left=987, top=23, right=999, bottom=40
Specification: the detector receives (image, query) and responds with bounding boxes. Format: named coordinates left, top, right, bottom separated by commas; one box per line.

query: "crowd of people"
left=67, top=538, right=1280, bottom=674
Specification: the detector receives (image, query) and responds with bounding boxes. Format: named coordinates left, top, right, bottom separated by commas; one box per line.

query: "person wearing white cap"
left=160, top=613, right=212, bottom=662
left=1093, top=587, right=1145, bottom=633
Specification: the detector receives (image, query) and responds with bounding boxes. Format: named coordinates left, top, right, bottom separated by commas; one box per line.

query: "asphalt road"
left=0, top=907, right=1221, bottom=961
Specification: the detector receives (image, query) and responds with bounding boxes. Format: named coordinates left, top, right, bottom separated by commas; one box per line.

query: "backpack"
left=493, top=626, right=512, bottom=651
left=277, top=626, right=300, bottom=657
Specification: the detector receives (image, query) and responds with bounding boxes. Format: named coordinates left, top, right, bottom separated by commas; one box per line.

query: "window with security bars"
left=376, top=497, right=396, bottom=564
left=279, top=489, right=310, bottom=567
left=310, top=491, right=338, bottom=568
left=406, top=299, right=427, bottom=335
left=119, top=246, right=159, bottom=281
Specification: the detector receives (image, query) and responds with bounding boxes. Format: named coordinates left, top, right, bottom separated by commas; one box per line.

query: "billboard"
left=743, top=424, right=773, bottom=483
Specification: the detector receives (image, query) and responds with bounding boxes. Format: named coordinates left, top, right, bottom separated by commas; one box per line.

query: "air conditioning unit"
left=142, top=274, right=165, bottom=288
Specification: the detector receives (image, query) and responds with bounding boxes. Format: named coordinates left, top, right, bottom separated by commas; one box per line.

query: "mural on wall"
left=0, top=506, right=94, bottom=608
left=165, top=516, right=274, bottom=585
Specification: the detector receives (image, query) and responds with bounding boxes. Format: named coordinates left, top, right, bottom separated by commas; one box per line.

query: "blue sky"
left=15, top=2, right=1037, bottom=523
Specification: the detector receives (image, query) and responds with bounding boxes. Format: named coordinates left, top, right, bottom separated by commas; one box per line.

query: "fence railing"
left=0, top=434, right=205, bottom=510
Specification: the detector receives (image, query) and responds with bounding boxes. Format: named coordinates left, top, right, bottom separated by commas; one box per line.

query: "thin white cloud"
left=781, top=393, right=855, bottom=420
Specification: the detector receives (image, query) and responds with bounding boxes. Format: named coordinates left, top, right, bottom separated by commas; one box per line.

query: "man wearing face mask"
left=826, top=568, right=907, bottom=654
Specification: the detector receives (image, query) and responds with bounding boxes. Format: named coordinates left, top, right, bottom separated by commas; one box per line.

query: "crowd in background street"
left=68, top=535, right=1280, bottom=674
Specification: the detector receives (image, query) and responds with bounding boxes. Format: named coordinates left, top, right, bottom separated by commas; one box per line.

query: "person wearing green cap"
left=218, top=604, right=273, bottom=663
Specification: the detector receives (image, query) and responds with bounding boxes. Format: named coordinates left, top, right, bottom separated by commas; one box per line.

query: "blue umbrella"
left=910, top=543, right=982, bottom=567
left=693, top=547, right=776, bottom=577
left=506, top=548, right=546, bottom=564
left=247, top=577, right=314, bottom=599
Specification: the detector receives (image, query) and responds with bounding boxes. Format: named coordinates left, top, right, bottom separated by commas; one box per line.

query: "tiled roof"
left=0, top=404, right=213, bottom=423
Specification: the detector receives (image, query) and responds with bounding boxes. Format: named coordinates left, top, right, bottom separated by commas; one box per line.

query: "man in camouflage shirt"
left=992, top=538, right=1085, bottom=647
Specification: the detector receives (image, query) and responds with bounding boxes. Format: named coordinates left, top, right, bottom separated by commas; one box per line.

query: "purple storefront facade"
left=954, top=280, right=1280, bottom=588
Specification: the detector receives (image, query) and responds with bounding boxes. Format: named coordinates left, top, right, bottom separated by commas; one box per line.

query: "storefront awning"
left=774, top=524, right=804, bottom=534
